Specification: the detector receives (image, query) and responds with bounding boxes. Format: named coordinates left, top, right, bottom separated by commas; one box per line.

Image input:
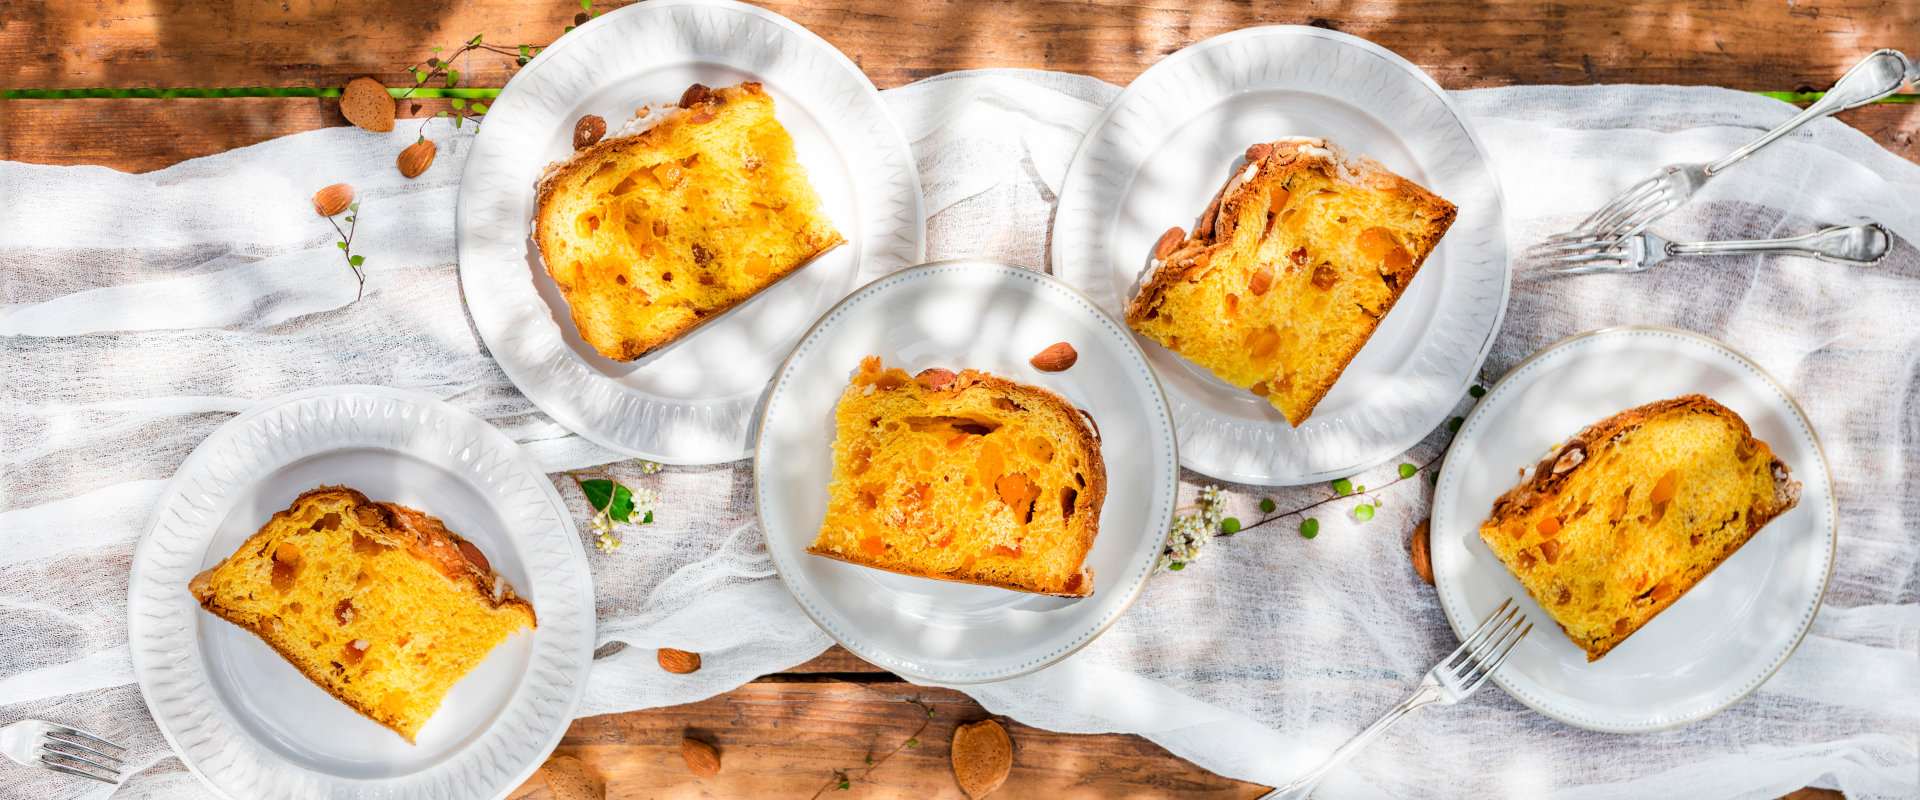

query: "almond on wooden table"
left=658, top=648, right=701, bottom=674
left=951, top=719, right=1013, bottom=798
left=539, top=754, right=605, bottom=800
left=1029, top=342, right=1077, bottom=372
left=681, top=736, right=721, bottom=777
left=339, top=77, right=395, bottom=132
left=311, top=183, right=353, bottom=217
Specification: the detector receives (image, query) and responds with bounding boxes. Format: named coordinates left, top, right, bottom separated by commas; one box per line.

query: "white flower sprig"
left=569, top=460, right=663, bottom=552
left=1158, top=484, right=1227, bottom=573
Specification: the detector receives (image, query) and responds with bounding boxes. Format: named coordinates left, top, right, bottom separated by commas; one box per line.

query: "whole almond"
left=1029, top=342, right=1077, bottom=373
left=658, top=648, right=701, bottom=674
left=339, top=77, right=395, bottom=132
left=951, top=719, right=1012, bottom=799
left=680, top=83, right=714, bottom=107
left=312, top=183, right=354, bottom=217
left=916, top=367, right=958, bottom=391
left=1244, top=142, right=1273, bottom=163
left=573, top=115, right=607, bottom=150
left=681, top=737, right=721, bottom=777
left=1153, top=226, right=1186, bottom=260
left=1410, top=518, right=1434, bottom=586
left=540, top=755, right=605, bottom=800
left=397, top=138, right=436, bottom=178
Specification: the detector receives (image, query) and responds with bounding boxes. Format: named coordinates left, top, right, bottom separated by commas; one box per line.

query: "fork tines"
left=40, top=728, right=125, bottom=784
left=1445, top=599, right=1533, bottom=692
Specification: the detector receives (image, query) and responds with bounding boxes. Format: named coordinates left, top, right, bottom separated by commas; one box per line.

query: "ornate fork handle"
left=1666, top=224, right=1890, bottom=263
left=1259, top=679, right=1445, bottom=800
left=1705, top=50, right=1910, bottom=177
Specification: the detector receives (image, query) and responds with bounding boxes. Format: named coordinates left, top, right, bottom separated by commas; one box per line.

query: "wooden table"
left=5, top=1, right=1891, bottom=795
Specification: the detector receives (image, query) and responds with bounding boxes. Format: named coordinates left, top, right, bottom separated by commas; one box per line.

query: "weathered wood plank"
left=9, top=0, right=1917, bottom=92
left=504, top=680, right=1266, bottom=798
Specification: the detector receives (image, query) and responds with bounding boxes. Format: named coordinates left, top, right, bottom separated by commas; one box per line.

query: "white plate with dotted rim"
left=1052, top=26, right=1509, bottom=486
left=128, top=386, right=594, bottom=799
left=458, top=0, right=924, bottom=465
left=1430, top=327, right=1836, bottom=732
left=754, top=261, right=1179, bottom=683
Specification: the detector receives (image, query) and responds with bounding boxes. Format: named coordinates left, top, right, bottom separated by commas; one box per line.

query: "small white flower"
left=640, top=460, right=663, bottom=474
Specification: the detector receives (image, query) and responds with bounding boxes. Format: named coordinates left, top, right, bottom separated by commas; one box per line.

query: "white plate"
left=755, top=261, right=1179, bottom=683
left=1052, top=26, right=1509, bottom=485
left=458, top=0, right=924, bottom=465
left=1430, top=327, right=1836, bottom=732
left=128, top=386, right=594, bottom=798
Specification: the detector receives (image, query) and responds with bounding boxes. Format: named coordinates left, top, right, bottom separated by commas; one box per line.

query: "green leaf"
left=864, top=756, right=872, bottom=765
left=412, top=68, right=427, bottom=83
left=348, top=254, right=365, bottom=267
left=432, top=45, right=443, bottom=52
left=336, top=241, right=348, bottom=249
left=445, top=70, right=459, bottom=88
left=1259, top=498, right=1276, bottom=514
left=1220, top=517, right=1241, bottom=534
left=469, top=34, right=484, bottom=45
left=1300, top=518, right=1319, bottom=539
left=519, top=44, right=531, bottom=56
left=1356, top=485, right=1365, bottom=493
left=436, top=110, right=449, bottom=117
left=1430, top=471, right=1440, bottom=484
left=642, top=510, right=653, bottom=524
left=471, top=102, right=488, bottom=114
left=450, top=97, right=466, bottom=110
left=837, top=782, right=850, bottom=791
left=1448, top=416, right=1464, bottom=433
left=580, top=0, right=592, bottom=9
left=905, top=738, right=917, bottom=747
left=349, top=202, right=358, bottom=212
left=1354, top=504, right=1375, bottom=521
left=564, top=25, right=575, bottom=32
left=580, top=479, right=638, bottom=523
left=343, top=216, right=352, bottom=223
left=1168, top=561, right=1185, bottom=570
left=1332, top=478, right=1352, bottom=496
left=454, top=115, right=463, bottom=129
left=1469, top=385, right=1486, bottom=398
left=1399, top=463, right=1416, bottom=479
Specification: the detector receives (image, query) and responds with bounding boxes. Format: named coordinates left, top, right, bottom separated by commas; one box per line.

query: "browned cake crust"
left=188, top=486, right=534, bottom=737
left=1484, top=395, right=1801, bottom=660
left=806, top=365, right=1107, bottom=597
left=1125, top=139, right=1457, bottom=421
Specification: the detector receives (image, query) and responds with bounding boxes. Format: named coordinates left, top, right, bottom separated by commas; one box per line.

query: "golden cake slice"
left=533, top=81, right=845, bottom=361
left=1126, top=138, right=1457, bottom=425
left=1477, top=396, right=1801, bottom=661
left=808, top=357, right=1106, bottom=596
left=189, top=486, right=536, bottom=742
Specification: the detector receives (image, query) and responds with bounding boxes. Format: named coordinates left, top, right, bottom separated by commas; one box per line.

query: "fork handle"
left=1706, top=50, right=1910, bottom=176
left=1667, top=224, right=1891, bottom=263
left=1257, top=682, right=1444, bottom=800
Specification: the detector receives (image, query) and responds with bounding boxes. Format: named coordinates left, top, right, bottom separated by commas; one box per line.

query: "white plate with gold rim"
left=754, top=261, right=1179, bottom=683
left=128, top=386, right=593, bottom=798
left=1430, top=327, right=1835, bottom=732
left=1052, top=26, right=1508, bottom=485
left=459, top=0, right=924, bottom=465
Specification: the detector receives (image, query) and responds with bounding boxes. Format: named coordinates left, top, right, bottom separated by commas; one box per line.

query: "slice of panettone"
left=1127, top=137, right=1456, bottom=425
left=1477, top=396, right=1800, bottom=661
left=808, top=357, right=1106, bottom=597
left=189, top=486, right=535, bottom=742
left=533, top=81, right=845, bottom=361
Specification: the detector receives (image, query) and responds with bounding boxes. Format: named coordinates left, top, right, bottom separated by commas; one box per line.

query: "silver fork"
left=1544, top=224, right=1891, bottom=274
left=1258, top=599, right=1531, bottom=800
left=1545, top=49, right=1910, bottom=249
left=0, top=720, right=126, bottom=785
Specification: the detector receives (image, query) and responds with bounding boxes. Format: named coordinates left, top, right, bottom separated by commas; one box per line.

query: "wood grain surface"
left=2, top=0, right=1915, bottom=171
left=0, top=2, right=1868, bottom=796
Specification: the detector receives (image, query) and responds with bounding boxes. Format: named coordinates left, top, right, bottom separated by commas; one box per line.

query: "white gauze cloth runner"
left=3, top=70, right=1916, bottom=799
